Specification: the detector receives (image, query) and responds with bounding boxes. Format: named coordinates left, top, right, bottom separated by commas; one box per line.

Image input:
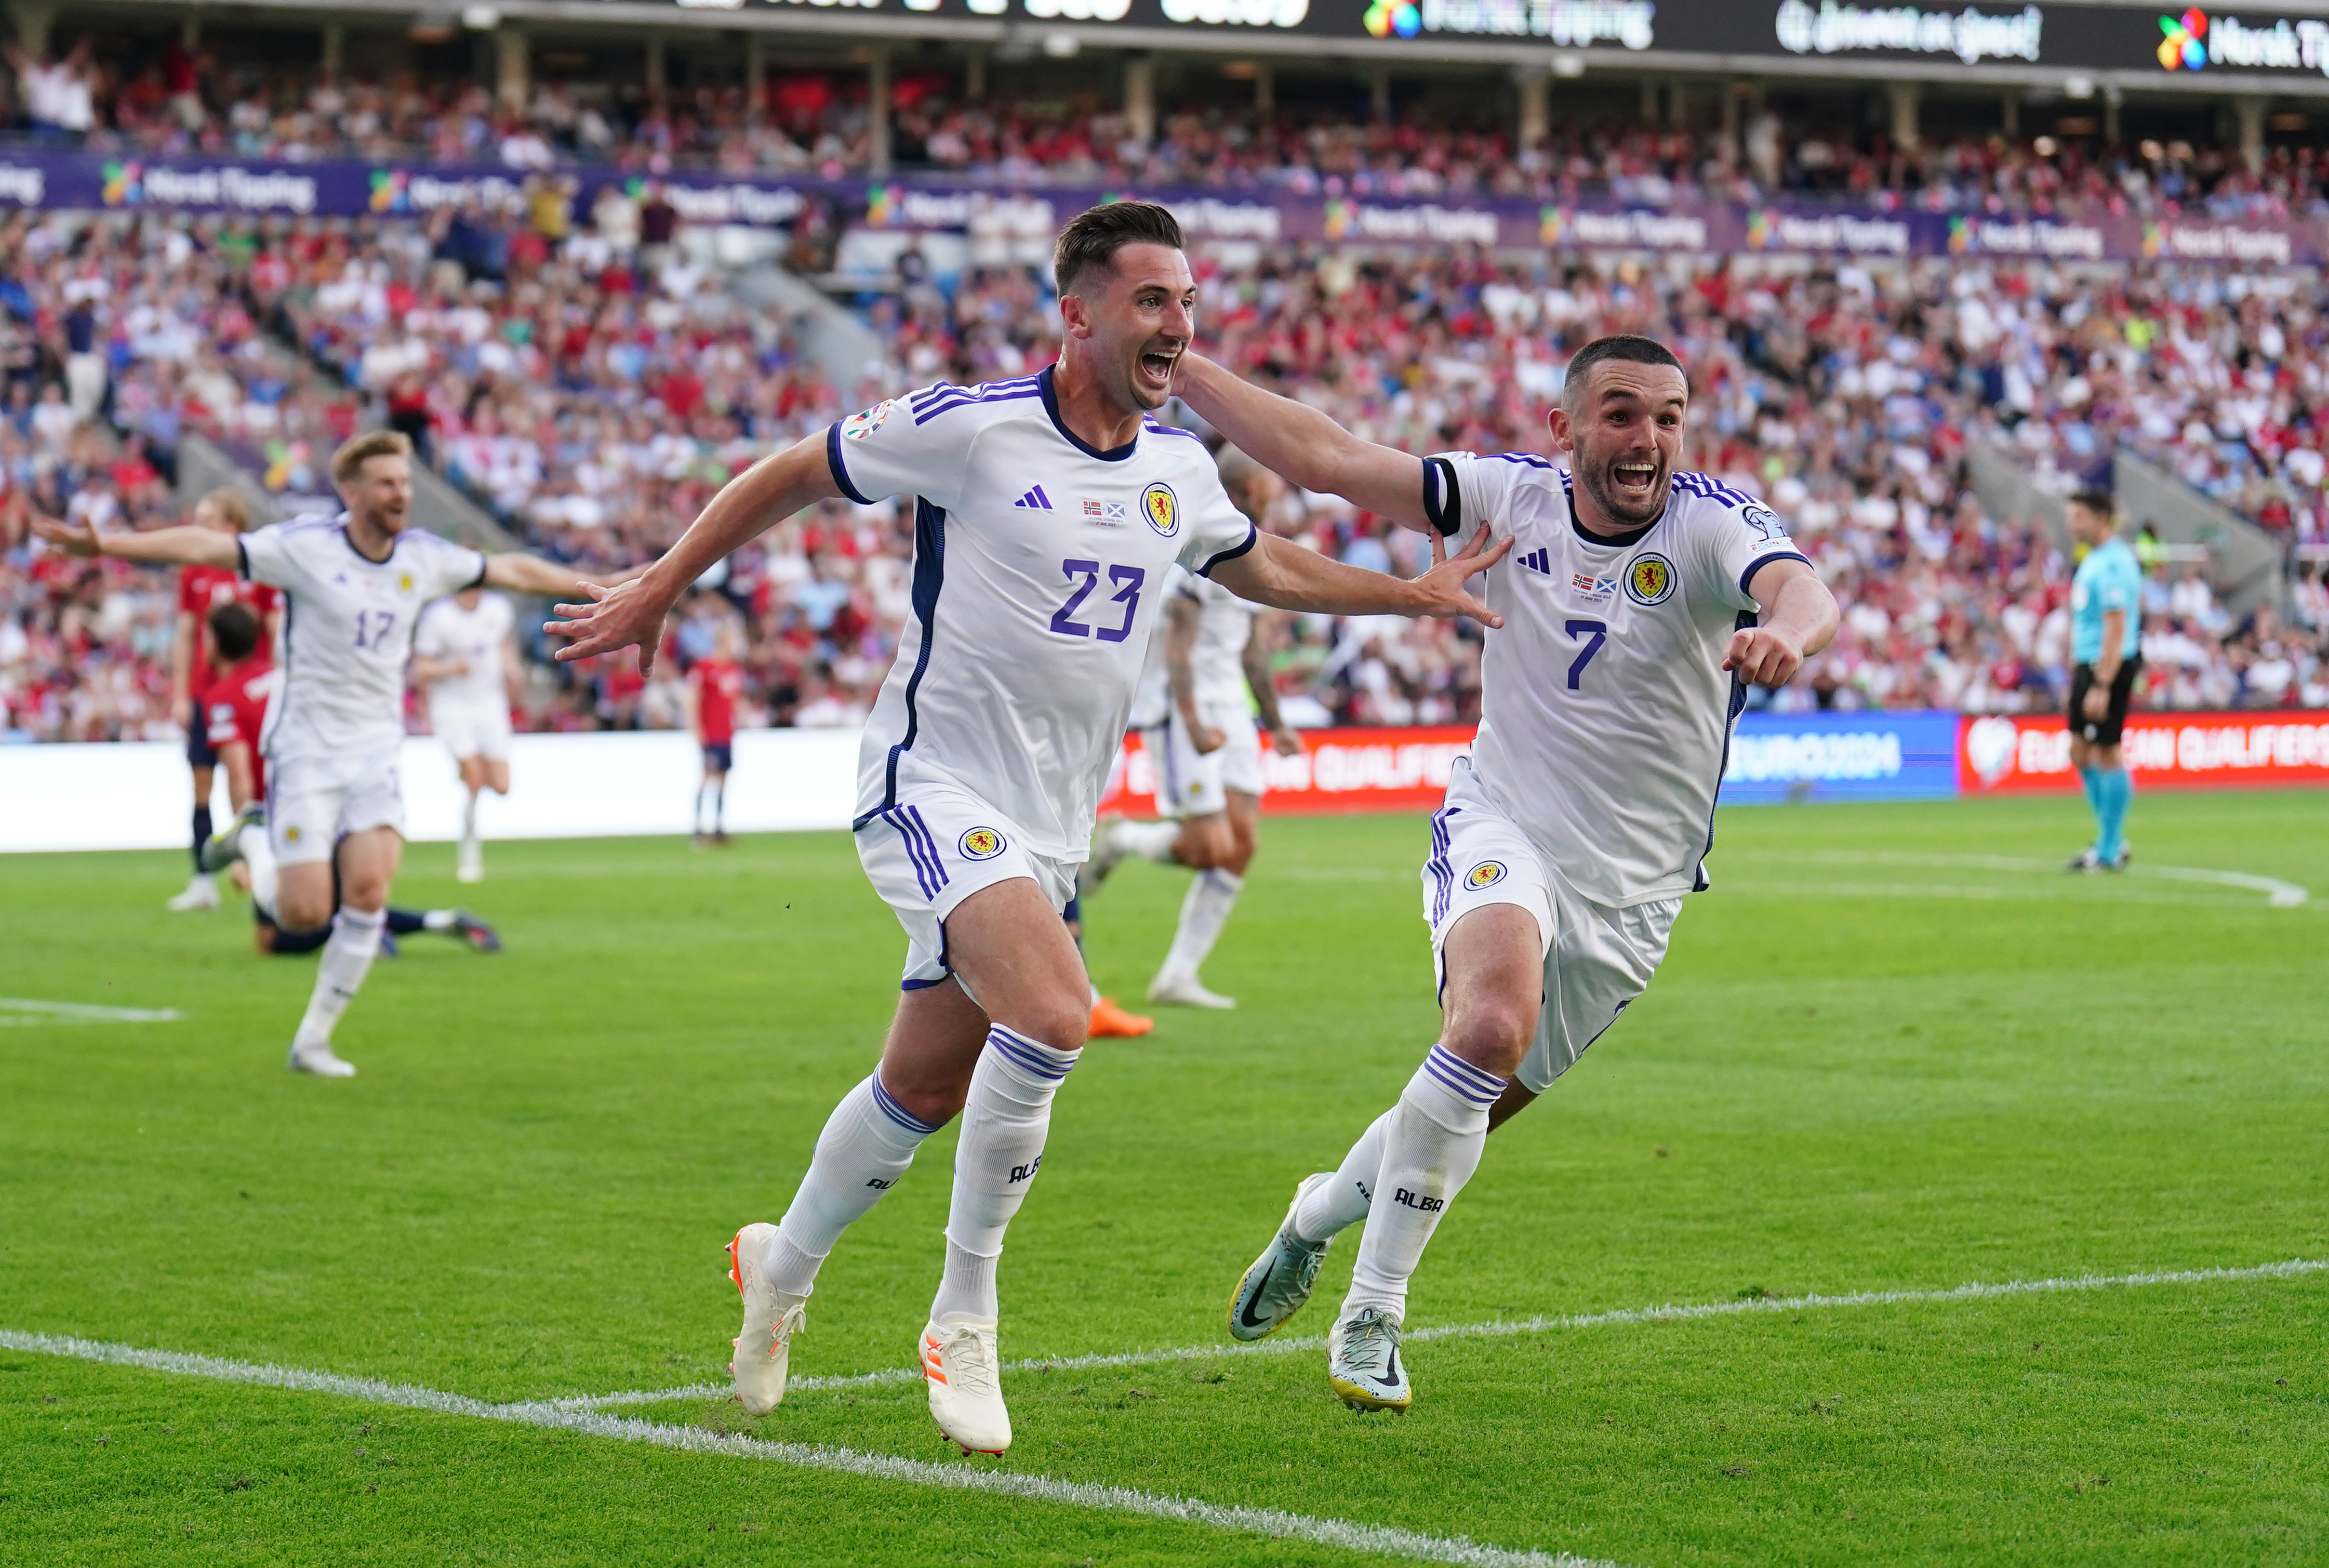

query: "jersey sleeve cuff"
left=235, top=538, right=251, bottom=580
left=1196, top=521, right=1258, bottom=578
left=1738, top=550, right=1812, bottom=600
left=826, top=423, right=874, bottom=506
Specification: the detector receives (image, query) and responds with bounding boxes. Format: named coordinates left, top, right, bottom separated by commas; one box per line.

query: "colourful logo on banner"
left=1323, top=200, right=1355, bottom=241
left=866, top=183, right=906, bottom=227
left=1948, top=215, right=1975, bottom=254
left=959, top=827, right=1006, bottom=861
left=1141, top=482, right=1179, bottom=538
left=1363, top=0, right=1421, bottom=36
left=1745, top=209, right=1774, bottom=249
left=100, top=162, right=141, bottom=206
left=2159, top=8, right=2207, bottom=69
left=368, top=170, right=409, bottom=213
left=2141, top=222, right=2167, bottom=257
left=1538, top=206, right=1567, bottom=245
left=1626, top=553, right=1676, bottom=607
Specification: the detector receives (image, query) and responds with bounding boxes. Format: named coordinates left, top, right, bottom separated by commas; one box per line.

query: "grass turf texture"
left=3, top=790, right=2325, bottom=1565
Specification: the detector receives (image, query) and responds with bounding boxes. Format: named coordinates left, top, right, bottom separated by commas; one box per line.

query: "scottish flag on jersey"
left=827, top=366, right=1257, bottom=861
left=1433, top=454, right=1811, bottom=905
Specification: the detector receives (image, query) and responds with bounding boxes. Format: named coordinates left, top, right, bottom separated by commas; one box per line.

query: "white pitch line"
left=1757, top=851, right=2311, bottom=908
left=563, top=1256, right=2329, bottom=1410
left=0, top=997, right=181, bottom=1025
left=0, top=1328, right=1614, bottom=1568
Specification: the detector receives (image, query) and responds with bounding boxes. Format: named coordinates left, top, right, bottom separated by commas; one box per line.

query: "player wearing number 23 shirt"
left=540, top=202, right=1505, bottom=1460
left=1176, top=333, right=1839, bottom=1416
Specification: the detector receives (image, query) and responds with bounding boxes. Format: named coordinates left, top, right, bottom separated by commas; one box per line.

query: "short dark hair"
left=209, top=601, right=261, bottom=664
left=1054, top=201, right=1185, bottom=298
left=2068, top=487, right=2115, bottom=519
left=1562, top=335, right=1686, bottom=405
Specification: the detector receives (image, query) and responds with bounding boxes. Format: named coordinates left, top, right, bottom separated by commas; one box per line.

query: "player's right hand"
left=1191, top=721, right=1226, bottom=755
left=547, top=576, right=673, bottom=673
left=31, top=514, right=99, bottom=557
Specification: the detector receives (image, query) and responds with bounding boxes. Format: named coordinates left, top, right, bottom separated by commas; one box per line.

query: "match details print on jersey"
left=826, top=367, right=1255, bottom=861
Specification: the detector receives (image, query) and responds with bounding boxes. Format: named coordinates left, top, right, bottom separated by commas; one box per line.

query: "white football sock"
left=929, top=1238, right=999, bottom=1322
left=1341, top=1044, right=1506, bottom=1323
left=460, top=792, right=480, bottom=856
left=1107, top=819, right=1181, bottom=864
left=1162, top=868, right=1243, bottom=977
left=769, top=1072, right=938, bottom=1296
left=933, top=1026, right=1078, bottom=1319
left=295, top=906, right=385, bottom=1047
left=1293, top=1108, right=1392, bottom=1244
left=242, top=827, right=278, bottom=921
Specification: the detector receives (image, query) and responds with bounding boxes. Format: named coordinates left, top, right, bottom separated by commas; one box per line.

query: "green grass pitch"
left=3, top=790, right=2325, bottom=1566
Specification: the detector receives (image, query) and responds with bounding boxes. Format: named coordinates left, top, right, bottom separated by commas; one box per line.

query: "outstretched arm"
left=1725, top=559, right=1839, bottom=686
left=482, top=550, right=637, bottom=598
left=544, top=433, right=840, bottom=675
left=1209, top=528, right=1508, bottom=628
left=34, top=517, right=239, bottom=569
left=1173, top=354, right=1429, bottom=530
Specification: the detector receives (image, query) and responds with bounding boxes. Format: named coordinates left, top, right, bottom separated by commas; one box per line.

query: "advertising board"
left=1957, top=710, right=2329, bottom=793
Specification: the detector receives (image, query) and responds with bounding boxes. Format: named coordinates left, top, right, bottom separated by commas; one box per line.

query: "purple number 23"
left=1050, top=559, right=1144, bottom=643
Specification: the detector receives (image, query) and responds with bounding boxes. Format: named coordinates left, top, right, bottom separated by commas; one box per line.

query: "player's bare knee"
left=1442, top=997, right=1535, bottom=1079
left=1010, top=992, right=1090, bottom=1055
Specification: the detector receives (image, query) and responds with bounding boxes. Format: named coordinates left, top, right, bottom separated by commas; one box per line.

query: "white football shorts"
left=1421, top=759, right=1681, bottom=1094
left=855, top=783, right=1077, bottom=989
left=1147, top=701, right=1262, bottom=820
left=431, top=697, right=512, bottom=762
left=267, top=748, right=406, bottom=866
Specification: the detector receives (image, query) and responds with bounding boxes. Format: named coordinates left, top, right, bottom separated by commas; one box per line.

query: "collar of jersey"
left=1566, top=486, right=1662, bottom=550
left=1036, top=364, right=1138, bottom=463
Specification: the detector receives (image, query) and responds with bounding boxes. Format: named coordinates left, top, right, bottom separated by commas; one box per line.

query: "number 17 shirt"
left=828, top=366, right=1256, bottom=860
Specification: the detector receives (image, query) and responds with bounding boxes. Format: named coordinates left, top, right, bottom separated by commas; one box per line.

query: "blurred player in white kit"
left=413, top=586, right=520, bottom=883
left=1084, top=445, right=1303, bottom=1008
left=41, top=430, right=608, bottom=1077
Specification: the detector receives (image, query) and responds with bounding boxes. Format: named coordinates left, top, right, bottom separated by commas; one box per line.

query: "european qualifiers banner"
left=1, top=149, right=2323, bottom=264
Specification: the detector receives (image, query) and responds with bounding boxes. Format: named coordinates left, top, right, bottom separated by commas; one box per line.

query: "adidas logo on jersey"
left=1516, top=548, right=1552, bottom=575
left=1014, top=486, right=1053, bottom=510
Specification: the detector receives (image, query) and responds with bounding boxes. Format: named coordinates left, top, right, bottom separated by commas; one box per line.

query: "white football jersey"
left=829, top=367, right=1256, bottom=859
left=240, top=514, right=486, bottom=761
left=1173, top=564, right=1259, bottom=709
left=1438, top=456, right=1809, bottom=907
left=415, top=590, right=514, bottom=708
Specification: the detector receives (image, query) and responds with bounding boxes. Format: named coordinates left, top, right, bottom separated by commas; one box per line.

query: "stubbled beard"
left=1579, top=458, right=1667, bottom=527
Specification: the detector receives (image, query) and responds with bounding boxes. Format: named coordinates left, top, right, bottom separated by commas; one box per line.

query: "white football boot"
left=1079, top=815, right=1130, bottom=894
left=1147, top=968, right=1235, bottom=1009
left=167, top=874, right=220, bottom=911
left=921, top=1314, right=1011, bottom=1455
left=727, top=1222, right=808, bottom=1416
left=1327, top=1306, right=1412, bottom=1413
left=1227, top=1173, right=1337, bottom=1341
left=286, top=1038, right=357, bottom=1077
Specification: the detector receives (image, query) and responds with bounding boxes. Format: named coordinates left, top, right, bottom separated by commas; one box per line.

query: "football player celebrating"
left=40, top=431, right=610, bottom=1077
left=547, top=201, right=1507, bottom=1456
left=1179, top=335, right=1839, bottom=1412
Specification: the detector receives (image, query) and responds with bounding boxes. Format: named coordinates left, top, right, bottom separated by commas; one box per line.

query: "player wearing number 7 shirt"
left=38, top=430, right=621, bottom=1079
left=1177, top=334, right=1840, bottom=1414
left=544, top=201, right=1507, bottom=1458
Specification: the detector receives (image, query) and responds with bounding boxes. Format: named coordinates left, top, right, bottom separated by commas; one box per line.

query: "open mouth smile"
left=1138, top=347, right=1180, bottom=391
left=1611, top=461, right=1660, bottom=496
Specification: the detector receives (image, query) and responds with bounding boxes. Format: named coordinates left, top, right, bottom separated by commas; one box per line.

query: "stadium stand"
left=7, top=89, right=2329, bottom=739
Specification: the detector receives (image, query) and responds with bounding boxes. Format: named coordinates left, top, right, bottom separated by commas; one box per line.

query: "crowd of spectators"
left=11, top=37, right=2329, bottom=220
left=7, top=187, right=2329, bottom=743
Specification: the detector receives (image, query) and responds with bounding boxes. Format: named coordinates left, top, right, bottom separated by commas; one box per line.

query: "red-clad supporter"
left=686, top=621, right=747, bottom=845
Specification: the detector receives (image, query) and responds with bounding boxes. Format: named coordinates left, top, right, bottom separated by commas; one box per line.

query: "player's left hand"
left=1270, top=724, right=1304, bottom=758
left=546, top=575, right=675, bottom=672
left=2081, top=685, right=2108, bottom=720
left=1415, top=525, right=1511, bottom=629
left=31, top=514, right=100, bottom=557
left=1723, top=624, right=1806, bottom=687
